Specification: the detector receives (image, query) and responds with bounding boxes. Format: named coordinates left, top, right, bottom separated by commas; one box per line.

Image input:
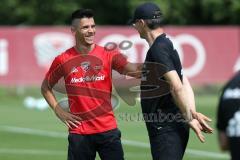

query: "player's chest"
left=62, top=55, right=110, bottom=84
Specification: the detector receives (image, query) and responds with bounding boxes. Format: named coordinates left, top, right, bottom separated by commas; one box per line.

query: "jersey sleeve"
left=44, top=56, right=64, bottom=88
left=216, top=91, right=227, bottom=131
left=110, top=51, right=128, bottom=73
left=151, top=42, right=175, bottom=73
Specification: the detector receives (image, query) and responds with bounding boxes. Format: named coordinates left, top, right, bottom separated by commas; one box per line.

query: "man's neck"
left=145, top=28, right=164, bottom=46
left=75, top=43, right=95, bottom=55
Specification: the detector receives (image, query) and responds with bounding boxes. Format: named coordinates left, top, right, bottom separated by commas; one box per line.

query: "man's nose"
left=88, top=27, right=95, bottom=33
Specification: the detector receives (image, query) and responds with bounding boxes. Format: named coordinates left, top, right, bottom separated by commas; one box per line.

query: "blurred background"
left=0, top=0, right=240, bottom=160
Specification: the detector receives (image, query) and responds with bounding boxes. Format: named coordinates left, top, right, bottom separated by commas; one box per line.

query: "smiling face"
left=71, top=17, right=96, bottom=47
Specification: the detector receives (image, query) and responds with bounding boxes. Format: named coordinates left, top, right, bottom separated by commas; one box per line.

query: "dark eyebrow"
left=81, top=24, right=96, bottom=28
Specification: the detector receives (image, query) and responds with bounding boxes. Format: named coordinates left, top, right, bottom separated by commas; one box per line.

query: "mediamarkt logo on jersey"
left=71, top=75, right=105, bottom=83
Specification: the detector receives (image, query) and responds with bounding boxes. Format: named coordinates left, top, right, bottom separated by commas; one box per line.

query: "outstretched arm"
left=122, top=62, right=143, bottom=78
left=111, top=52, right=142, bottom=78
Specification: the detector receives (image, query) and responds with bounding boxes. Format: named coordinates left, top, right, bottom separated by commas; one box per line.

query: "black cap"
left=129, top=2, right=162, bottom=24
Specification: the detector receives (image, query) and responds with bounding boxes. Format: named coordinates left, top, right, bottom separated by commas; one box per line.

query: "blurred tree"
left=80, top=0, right=130, bottom=25
left=0, top=0, right=130, bottom=25
left=129, top=0, right=240, bottom=25
left=202, top=0, right=240, bottom=25
left=0, top=0, right=79, bottom=25
left=0, top=0, right=240, bottom=25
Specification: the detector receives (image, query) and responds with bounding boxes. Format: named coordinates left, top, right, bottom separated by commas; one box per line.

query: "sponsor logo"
left=81, top=61, right=90, bottom=72
left=70, top=75, right=105, bottom=83
left=227, top=111, right=240, bottom=137
left=223, top=88, right=240, bottom=99
left=71, top=67, right=79, bottom=73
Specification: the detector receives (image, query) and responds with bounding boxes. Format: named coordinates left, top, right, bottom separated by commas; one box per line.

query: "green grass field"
left=0, top=87, right=229, bottom=160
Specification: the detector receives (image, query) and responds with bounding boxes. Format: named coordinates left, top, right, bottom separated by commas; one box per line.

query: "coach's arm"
left=182, top=75, right=213, bottom=133
left=164, top=70, right=210, bottom=142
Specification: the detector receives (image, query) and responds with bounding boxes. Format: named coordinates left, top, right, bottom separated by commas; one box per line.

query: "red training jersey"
left=45, top=45, right=127, bottom=134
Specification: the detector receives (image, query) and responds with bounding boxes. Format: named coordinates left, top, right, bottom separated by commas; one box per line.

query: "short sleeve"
left=111, top=51, right=128, bottom=73
left=216, top=91, right=227, bottom=131
left=44, top=56, right=63, bottom=88
left=150, top=43, right=175, bottom=73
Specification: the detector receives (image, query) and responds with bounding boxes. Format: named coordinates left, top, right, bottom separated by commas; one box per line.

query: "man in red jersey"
left=41, top=9, right=140, bottom=160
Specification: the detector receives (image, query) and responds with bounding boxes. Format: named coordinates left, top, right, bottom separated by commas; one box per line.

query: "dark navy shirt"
left=141, top=33, right=185, bottom=136
left=217, top=72, right=240, bottom=160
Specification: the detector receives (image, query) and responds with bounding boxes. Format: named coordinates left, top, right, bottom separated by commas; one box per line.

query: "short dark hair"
left=144, top=18, right=163, bottom=30
left=71, top=9, right=94, bottom=23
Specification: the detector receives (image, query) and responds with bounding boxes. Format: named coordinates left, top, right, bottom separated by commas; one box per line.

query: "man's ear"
left=139, top=19, right=145, bottom=27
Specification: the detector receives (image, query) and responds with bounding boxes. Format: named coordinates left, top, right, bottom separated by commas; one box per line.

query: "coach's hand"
left=192, top=111, right=213, bottom=134
left=188, top=119, right=205, bottom=143
left=54, top=105, right=82, bottom=129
